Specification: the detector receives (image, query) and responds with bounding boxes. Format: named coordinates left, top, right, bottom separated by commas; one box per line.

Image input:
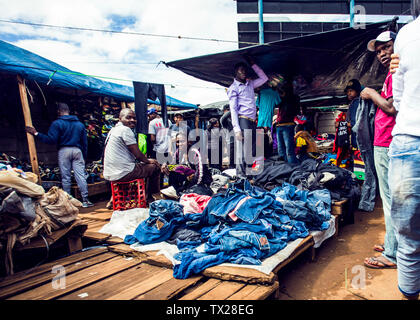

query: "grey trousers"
left=58, top=147, right=88, bottom=200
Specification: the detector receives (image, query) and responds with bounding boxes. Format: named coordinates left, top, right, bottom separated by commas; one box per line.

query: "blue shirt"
left=37, top=115, right=87, bottom=158
left=256, top=88, right=282, bottom=128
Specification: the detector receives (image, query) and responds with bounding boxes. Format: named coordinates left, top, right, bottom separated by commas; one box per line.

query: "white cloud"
left=0, top=0, right=239, bottom=105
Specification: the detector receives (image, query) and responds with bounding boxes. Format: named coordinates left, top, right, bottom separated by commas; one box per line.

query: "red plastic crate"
left=111, top=178, right=147, bottom=211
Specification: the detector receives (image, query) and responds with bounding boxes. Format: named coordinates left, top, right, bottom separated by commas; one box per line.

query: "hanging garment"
left=333, top=114, right=350, bottom=151
left=352, top=99, right=377, bottom=212
left=133, top=81, right=168, bottom=134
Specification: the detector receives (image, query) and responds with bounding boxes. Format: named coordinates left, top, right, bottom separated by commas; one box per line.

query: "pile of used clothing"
left=124, top=178, right=332, bottom=279
left=252, top=157, right=361, bottom=224
left=0, top=166, right=82, bottom=275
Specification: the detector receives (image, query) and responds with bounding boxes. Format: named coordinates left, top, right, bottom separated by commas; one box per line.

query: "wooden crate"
left=72, top=180, right=110, bottom=199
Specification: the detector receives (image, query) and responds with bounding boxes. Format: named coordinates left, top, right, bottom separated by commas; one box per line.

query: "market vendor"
left=227, top=55, right=268, bottom=178
left=25, top=102, right=93, bottom=208
left=103, top=108, right=162, bottom=203
left=360, top=30, right=398, bottom=270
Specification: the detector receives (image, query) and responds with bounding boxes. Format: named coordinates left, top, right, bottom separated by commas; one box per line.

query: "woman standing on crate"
left=103, top=108, right=163, bottom=206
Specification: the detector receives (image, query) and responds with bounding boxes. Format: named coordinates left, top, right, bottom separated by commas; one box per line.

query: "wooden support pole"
left=17, top=75, right=41, bottom=182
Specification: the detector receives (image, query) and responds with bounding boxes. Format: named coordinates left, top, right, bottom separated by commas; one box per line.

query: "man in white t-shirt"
left=147, top=108, right=172, bottom=158
left=388, top=3, right=420, bottom=300
left=103, top=108, right=161, bottom=203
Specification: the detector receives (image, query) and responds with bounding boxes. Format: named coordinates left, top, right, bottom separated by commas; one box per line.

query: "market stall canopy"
left=0, top=39, right=197, bottom=108
left=165, top=21, right=392, bottom=101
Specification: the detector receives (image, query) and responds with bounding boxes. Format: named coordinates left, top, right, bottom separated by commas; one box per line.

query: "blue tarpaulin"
left=0, top=39, right=197, bottom=109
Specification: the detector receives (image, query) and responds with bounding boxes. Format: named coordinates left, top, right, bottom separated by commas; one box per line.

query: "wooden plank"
left=197, top=281, right=247, bottom=300
left=179, top=278, right=222, bottom=300
left=144, top=251, right=174, bottom=269
left=58, top=263, right=161, bottom=300
left=273, top=236, right=315, bottom=274
left=87, top=223, right=109, bottom=233
left=105, top=237, right=125, bottom=245
left=83, top=219, right=108, bottom=229
left=202, top=266, right=276, bottom=285
left=0, top=252, right=115, bottom=299
left=227, top=282, right=279, bottom=300
left=331, top=199, right=348, bottom=216
left=83, top=231, right=112, bottom=242
left=225, top=283, right=260, bottom=300
left=135, top=275, right=202, bottom=300
left=0, top=247, right=107, bottom=289
left=67, top=235, right=83, bottom=253
left=107, top=244, right=137, bottom=255
left=17, top=75, right=40, bottom=181
left=8, top=254, right=142, bottom=300
left=79, top=212, right=113, bottom=221
left=105, top=267, right=174, bottom=300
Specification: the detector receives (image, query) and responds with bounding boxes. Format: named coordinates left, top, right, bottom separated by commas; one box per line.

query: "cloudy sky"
left=0, top=0, right=240, bottom=105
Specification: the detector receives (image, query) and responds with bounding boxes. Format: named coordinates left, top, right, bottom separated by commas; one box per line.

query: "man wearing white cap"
left=361, top=30, right=398, bottom=270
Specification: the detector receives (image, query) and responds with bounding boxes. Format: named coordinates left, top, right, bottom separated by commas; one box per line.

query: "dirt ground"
left=275, top=198, right=402, bottom=300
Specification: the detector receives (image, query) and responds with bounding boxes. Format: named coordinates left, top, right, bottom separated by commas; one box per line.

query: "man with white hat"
left=361, top=30, right=398, bottom=270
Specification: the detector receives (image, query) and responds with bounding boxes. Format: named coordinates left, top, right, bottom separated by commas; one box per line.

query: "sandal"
left=373, top=244, right=385, bottom=253
left=364, top=256, right=397, bottom=269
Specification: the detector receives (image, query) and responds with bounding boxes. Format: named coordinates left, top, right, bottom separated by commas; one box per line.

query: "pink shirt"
left=374, top=72, right=396, bottom=147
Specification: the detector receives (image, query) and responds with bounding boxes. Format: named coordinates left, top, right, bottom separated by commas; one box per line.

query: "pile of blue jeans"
left=125, top=179, right=332, bottom=279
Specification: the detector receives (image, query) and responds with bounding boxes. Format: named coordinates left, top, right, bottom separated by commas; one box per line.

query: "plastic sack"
left=39, top=186, right=82, bottom=225
left=0, top=190, right=36, bottom=221
left=0, top=170, right=44, bottom=198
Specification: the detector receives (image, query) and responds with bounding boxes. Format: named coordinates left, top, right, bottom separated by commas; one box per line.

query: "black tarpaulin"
left=165, top=21, right=392, bottom=101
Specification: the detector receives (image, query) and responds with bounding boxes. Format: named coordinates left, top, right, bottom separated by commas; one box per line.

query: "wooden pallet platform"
left=0, top=248, right=278, bottom=300
left=77, top=198, right=349, bottom=285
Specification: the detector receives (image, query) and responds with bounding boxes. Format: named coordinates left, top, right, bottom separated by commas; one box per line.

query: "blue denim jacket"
left=124, top=200, right=185, bottom=245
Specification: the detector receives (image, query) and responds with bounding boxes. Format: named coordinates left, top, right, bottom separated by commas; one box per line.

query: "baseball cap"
left=367, top=31, right=397, bottom=52
left=344, top=79, right=362, bottom=94
left=147, top=108, right=157, bottom=115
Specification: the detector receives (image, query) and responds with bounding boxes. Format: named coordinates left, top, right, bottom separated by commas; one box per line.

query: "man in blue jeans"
left=388, top=1, right=420, bottom=300
left=361, top=30, right=398, bottom=270
left=26, top=102, right=93, bottom=208
left=275, top=81, right=299, bottom=164
left=227, top=55, right=268, bottom=178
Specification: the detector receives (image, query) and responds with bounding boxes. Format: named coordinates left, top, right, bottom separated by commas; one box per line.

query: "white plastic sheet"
left=99, top=208, right=149, bottom=240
